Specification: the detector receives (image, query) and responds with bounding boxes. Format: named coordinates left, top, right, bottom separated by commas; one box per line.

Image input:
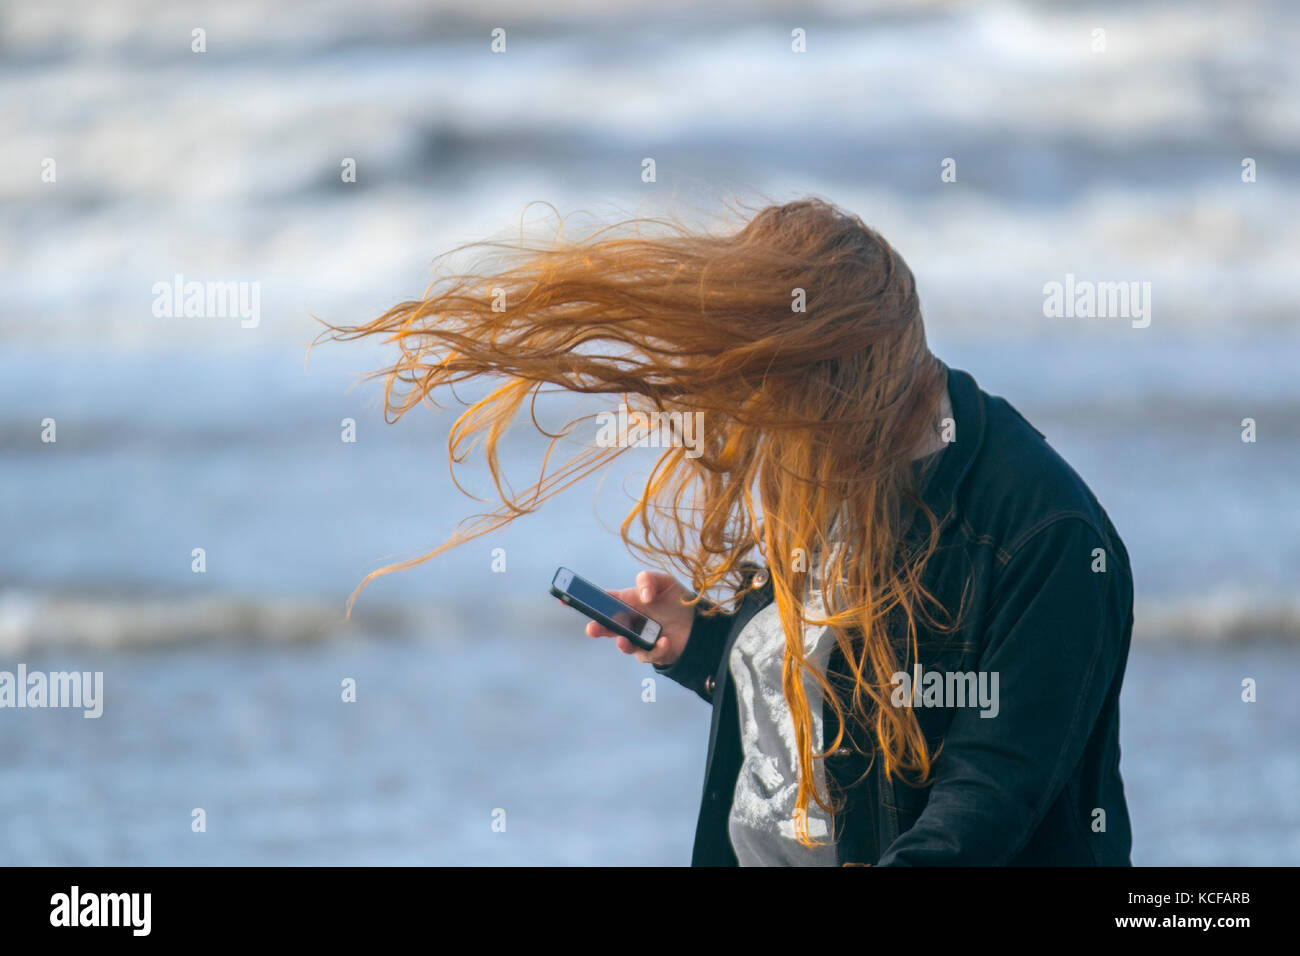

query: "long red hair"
left=322, top=198, right=952, bottom=845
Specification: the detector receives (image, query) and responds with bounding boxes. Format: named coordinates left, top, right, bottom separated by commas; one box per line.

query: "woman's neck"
left=909, top=383, right=952, bottom=461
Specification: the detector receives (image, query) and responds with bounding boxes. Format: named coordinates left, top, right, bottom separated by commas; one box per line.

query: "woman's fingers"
left=583, top=587, right=641, bottom=639
left=642, top=634, right=671, bottom=664
left=586, top=619, right=628, bottom=640
left=615, top=634, right=670, bottom=664
left=581, top=587, right=640, bottom=639
left=579, top=574, right=684, bottom=667
left=635, top=570, right=680, bottom=605
left=608, top=586, right=644, bottom=608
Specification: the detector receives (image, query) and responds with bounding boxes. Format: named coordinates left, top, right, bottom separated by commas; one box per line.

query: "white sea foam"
left=2, top=0, right=1297, bottom=345
left=1, top=586, right=1295, bottom=656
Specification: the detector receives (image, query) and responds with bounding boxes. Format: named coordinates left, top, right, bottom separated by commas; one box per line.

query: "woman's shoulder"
left=957, top=386, right=1127, bottom=567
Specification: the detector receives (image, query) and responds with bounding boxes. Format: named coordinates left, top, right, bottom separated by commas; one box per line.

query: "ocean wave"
left=1, top=587, right=1296, bottom=656
left=1134, top=594, right=1300, bottom=645
left=0, top=591, right=425, bottom=656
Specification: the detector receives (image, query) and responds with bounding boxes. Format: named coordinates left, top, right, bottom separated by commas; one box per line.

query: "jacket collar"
left=914, top=365, right=985, bottom=538
left=744, top=363, right=985, bottom=601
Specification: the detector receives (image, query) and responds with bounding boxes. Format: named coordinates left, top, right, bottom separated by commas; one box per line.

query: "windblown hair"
left=322, top=198, right=954, bottom=846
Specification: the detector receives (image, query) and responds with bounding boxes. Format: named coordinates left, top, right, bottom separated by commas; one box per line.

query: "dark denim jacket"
left=655, top=366, right=1134, bottom=866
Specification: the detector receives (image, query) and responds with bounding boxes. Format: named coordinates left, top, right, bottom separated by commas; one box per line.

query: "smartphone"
left=550, top=566, right=662, bottom=651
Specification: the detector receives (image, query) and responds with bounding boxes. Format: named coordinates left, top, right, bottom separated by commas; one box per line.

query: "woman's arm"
left=652, top=598, right=736, bottom=703
left=583, top=571, right=732, bottom=704
left=585, top=572, right=738, bottom=707
left=876, top=516, right=1133, bottom=865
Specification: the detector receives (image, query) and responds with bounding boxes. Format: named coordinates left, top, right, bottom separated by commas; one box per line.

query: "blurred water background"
left=1, top=0, right=1297, bottom=864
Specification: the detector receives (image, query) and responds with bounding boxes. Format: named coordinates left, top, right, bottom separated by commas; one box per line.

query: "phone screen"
left=563, top=572, right=652, bottom=636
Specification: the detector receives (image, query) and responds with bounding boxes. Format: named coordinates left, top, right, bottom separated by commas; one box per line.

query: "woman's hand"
left=583, top=570, right=695, bottom=667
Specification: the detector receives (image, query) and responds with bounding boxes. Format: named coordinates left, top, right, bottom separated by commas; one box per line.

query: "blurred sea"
left=1, top=0, right=1297, bottom=864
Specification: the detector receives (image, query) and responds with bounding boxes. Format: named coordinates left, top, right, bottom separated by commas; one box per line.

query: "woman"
left=326, top=198, right=1134, bottom=866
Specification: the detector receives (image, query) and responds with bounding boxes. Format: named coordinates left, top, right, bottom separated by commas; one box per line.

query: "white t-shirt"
left=726, top=384, right=951, bottom=865
left=727, top=580, right=840, bottom=866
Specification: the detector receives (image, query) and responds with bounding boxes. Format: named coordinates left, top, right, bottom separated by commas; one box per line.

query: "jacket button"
left=752, top=569, right=769, bottom=588
left=704, top=675, right=716, bottom=695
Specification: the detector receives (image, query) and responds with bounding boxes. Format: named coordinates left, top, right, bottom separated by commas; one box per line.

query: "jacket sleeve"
left=652, top=598, right=735, bottom=704
left=875, top=515, right=1133, bottom=865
